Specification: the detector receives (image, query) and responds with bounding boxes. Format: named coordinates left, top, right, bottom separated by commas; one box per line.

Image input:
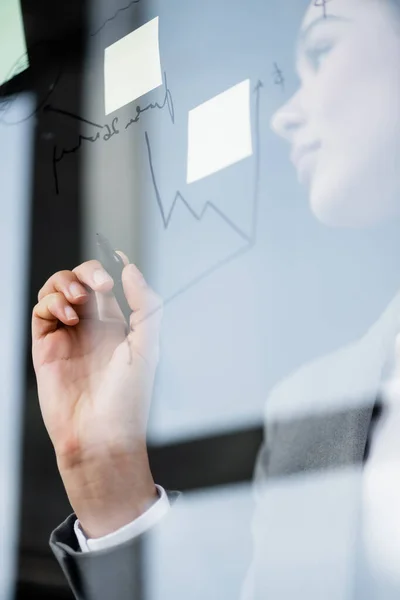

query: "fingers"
left=122, top=263, right=163, bottom=322
left=32, top=292, right=79, bottom=339
left=71, top=260, right=114, bottom=294
left=95, top=251, right=130, bottom=323
left=115, top=250, right=129, bottom=265
left=32, top=253, right=163, bottom=352
left=37, top=269, right=91, bottom=304
left=37, top=261, right=114, bottom=318
left=33, top=260, right=115, bottom=341
left=122, top=264, right=163, bottom=362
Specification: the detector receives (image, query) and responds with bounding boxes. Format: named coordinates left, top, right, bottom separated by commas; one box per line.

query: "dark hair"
left=388, top=1, right=400, bottom=31
left=389, top=0, right=400, bottom=14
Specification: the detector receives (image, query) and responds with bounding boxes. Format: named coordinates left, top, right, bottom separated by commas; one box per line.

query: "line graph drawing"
left=145, top=132, right=252, bottom=244
left=90, top=0, right=142, bottom=37
left=47, top=75, right=264, bottom=319
left=141, top=79, right=264, bottom=313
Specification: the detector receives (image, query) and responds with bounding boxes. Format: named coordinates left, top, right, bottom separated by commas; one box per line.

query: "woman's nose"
left=270, top=90, right=305, bottom=142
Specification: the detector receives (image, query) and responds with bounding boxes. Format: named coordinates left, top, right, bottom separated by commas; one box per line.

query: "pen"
left=96, top=232, right=132, bottom=333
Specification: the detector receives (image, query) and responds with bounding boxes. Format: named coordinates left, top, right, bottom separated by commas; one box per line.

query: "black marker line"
left=136, top=80, right=263, bottom=324
left=52, top=132, right=101, bottom=194
left=0, top=1, right=143, bottom=126
left=52, top=119, right=120, bottom=193
left=272, top=63, right=285, bottom=92
left=43, top=105, right=104, bottom=129
left=51, top=72, right=174, bottom=194
left=314, top=0, right=331, bottom=19
left=0, top=66, right=63, bottom=127
left=90, top=0, right=142, bottom=37
left=2, top=53, right=29, bottom=92
left=103, top=117, right=120, bottom=140
left=136, top=242, right=255, bottom=326
left=54, top=131, right=103, bottom=161
left=145, top=132, right=251, bottom=243
left=164, top=242, right=254, bottom=308
left=125, top=72, right=175, bottom=128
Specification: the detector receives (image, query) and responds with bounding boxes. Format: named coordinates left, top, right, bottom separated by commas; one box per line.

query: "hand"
left=31, top=253, right=162, bottom=537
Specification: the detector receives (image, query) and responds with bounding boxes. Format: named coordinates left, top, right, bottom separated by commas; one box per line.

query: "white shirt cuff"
left=74, top=484, right=170, bottom=553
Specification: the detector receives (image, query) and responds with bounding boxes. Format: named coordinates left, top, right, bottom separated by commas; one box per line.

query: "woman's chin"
left=308, top=176, right=395, bottom=229
left=309, top=193, right=364, bottom=228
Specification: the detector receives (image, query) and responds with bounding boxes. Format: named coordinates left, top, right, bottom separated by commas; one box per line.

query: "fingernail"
left=65, top=306, right=78, bottom=321
left=69, top=282, right=87, bottom=298
left=93, top=269, right=113, bottom=286
left=115, top=250, right=129, bottom=265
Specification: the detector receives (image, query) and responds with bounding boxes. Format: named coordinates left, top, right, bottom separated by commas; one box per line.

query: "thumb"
left=122, top=263, right=163, bottom=351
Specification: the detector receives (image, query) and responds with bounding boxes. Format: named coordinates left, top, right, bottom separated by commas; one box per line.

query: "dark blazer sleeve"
left=49, top=491, right=181, bottom=600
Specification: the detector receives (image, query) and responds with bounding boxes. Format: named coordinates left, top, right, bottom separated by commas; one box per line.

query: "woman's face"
left=271, top=0, right=400, bottom=227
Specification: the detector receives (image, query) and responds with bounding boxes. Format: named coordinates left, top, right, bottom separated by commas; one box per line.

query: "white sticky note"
left=104, top=17, right=162, bottom=115
left=187, top=80, right=253, bottom=184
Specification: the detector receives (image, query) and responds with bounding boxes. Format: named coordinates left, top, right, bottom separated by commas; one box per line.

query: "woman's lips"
left=291, top=141, right=321, bottom=185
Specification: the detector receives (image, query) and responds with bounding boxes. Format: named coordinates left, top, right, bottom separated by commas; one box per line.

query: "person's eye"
left=306, top=42, right=333, bottom=71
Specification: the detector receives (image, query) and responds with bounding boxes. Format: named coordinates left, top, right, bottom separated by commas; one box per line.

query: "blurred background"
left=3, top=0, right=400, bottom=598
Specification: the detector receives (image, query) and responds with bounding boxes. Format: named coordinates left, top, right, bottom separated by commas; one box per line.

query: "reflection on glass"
left=250, top=1, right=400, bottom=598
left=0, top=94, right=33, bottom=600
left=0, top=0, right=29, bottom=87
